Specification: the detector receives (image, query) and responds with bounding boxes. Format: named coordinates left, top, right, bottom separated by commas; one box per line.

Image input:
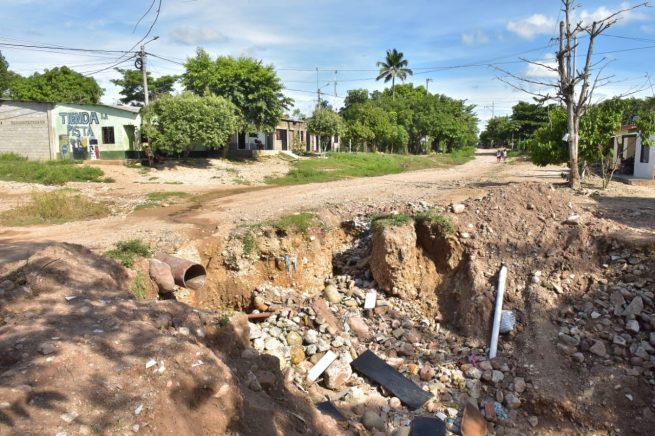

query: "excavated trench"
left=154, top=183, right=655, bottom=434
left=187, top=210, right=496, bottom=343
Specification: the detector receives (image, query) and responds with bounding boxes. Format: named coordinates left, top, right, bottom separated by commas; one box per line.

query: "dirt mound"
left=369, top=220, right=462, bottom=301
left=0, top=244, right=337, bottom=435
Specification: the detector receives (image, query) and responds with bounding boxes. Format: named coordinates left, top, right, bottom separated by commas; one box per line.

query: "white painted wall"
left=634, top=134, right=655, bottom=179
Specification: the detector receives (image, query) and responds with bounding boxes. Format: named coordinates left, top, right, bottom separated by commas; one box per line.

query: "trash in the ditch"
left=461, top=402, right=487, bottom=436
left=307, top=351, right=337, bottom=382
left=350, top=350, right=433, bottom=410
left=499, top=310, right=516, bottom=334
left=364, top=290, right=377, bottom=309
left=409, top=416, right=446, bottom=436
left=315, top=401, right=347, bottom=423
left=493, top=402, right=508, bottom=420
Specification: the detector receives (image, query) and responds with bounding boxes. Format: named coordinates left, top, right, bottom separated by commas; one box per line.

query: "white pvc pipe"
left=489, top=265, right=508, bottom=359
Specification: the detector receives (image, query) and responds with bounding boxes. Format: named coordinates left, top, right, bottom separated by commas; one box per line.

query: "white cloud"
left=577, top=2, right=647, bottom=26
left=461, top=30, right=490, bottom=45
left=506, top=14, right=557, bottom=39
left=170, top=27, right=229, bottom=45
left=507, top=3, right=649, bottom=40
left=524, top=54, right=559, bottom=78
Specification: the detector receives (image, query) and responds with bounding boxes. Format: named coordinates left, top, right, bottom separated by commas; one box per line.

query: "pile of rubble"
left=553, top=242, right=655, bottom=383
left=247, top=274, right=532, bottom=434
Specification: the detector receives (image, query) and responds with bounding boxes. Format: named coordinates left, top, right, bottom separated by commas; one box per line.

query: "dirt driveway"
left=2, top=149, right=652, bottom=274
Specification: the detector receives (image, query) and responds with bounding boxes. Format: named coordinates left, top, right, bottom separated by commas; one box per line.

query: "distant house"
left=613, top=124, right=654, bottom=179
left=227, top=116, right=340, bottom=157
left=0, top=99, right=141, bottom=160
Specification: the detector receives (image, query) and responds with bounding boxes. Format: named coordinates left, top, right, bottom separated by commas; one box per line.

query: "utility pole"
left=484, top=101, right=495, bottom=118
left=140, top=45, right=149, bottom=106
left=138, top=36, right=159, bottom=106
left=316, top=67, right=320, bottom=108
left=425, top=78, right=433, bottom=93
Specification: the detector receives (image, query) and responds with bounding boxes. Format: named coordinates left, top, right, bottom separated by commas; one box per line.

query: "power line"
left=0, top=41, right=134, bottom=54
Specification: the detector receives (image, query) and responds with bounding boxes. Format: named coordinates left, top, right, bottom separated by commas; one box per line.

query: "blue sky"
left=1, top=0, right=654, bottom=128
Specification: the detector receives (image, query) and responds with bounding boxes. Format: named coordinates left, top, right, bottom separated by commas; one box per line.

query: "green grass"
left=371, top=213, right=412, bottom=230
left=105, top=239, right=151, bottom=268
left=0, top=152, right=106, bottom=185
left=136, top=191, right=189, bottom=210
left=265, top=212, right=316, bottom=234
left=415, top=210, right=456, bottom=235
left=130, top=270, right=147, bottom=299
left=0, top=190, right=110, bottom=226
left=242, top=231, right=257, bottom=256
left=265, top=148, right=475, bottom=186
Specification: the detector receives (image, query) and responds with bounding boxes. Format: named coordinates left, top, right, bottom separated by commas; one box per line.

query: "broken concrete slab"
left=350, top=350, right=433, bottom=410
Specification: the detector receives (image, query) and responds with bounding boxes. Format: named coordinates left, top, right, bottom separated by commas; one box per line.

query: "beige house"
left=227, top=117, right=340, bottom=157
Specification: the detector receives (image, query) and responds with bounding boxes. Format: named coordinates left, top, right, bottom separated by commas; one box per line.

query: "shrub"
left=105, top=239, right=151, bottom=268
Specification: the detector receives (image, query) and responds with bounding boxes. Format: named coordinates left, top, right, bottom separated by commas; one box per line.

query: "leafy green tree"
left=182, top=49, right=291, bottom=132
left=510, top=102, right=550, bottom=148
left=579, top=99, right=627, bottom=188
left=142, top=93, right=237, bottom=157
left=636, top=97, right=655, bottom=148
left=527, top=107, right=568, bottom=166
left=342, top=84, right=477, bottom=154
left=8, top=66, right=102, bottom=104
left=306, top=107, right=345, bottom=153
left=480, top=116, right=519, bottom=147
left=0, top=50, right=13, bottom=97
left=376, top=49, right=413, bottom=100
left=110, top=68, right=177, bottom=106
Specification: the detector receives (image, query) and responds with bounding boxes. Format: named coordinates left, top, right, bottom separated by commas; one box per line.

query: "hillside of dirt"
left=1, top=181, right=654, bottom=435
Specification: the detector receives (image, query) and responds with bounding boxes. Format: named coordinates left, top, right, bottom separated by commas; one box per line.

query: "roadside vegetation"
left=0, top=190, right=109, bottom=226
left=266, top=148, right=474, bottom=186
left=105, top=239, right=151, bottom=268
left=371, top=213, right=412, bottom=230
left=136, top=191, right=189, bottom=210
left=415, top=210, right=455, bottom=235
left=0, top=152, right=107, bottom=185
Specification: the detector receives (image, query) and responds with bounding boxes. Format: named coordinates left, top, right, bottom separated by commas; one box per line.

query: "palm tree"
left=376, top=49, right=413, bottom=100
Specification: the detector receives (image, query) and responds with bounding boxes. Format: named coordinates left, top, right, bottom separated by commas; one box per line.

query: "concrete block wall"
left=0, top=101, right=53, bottom=160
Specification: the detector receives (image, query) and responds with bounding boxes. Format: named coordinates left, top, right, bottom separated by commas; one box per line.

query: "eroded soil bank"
left=1, top=183, right=654, bottom=435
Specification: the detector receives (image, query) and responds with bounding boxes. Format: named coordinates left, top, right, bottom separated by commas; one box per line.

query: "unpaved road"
left=0, top=150, right=570, bottom=272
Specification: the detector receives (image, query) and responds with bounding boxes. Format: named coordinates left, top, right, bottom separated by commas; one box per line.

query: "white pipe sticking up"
left=489, top=265, right=508, bottom=359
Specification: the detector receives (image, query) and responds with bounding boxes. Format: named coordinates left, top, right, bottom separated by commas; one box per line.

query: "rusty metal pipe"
left=154, top=253, right=206, bottom=290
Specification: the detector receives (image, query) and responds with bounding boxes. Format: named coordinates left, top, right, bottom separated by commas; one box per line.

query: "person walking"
left=496, top=150, right=501, bottom=163
left=502, top=149, right=508, bottom=163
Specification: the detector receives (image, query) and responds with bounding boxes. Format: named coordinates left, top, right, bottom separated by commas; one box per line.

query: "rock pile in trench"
left=248, top=274, right=529, bottom=434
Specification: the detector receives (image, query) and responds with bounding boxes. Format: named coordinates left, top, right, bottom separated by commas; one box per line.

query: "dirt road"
left=0, top=150, right=566, bottom=272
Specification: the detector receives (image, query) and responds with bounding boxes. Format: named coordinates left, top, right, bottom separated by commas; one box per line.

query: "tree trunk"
left=567, top=102, right=581, bottom=189
left=392, top=75, right=395, bottom=101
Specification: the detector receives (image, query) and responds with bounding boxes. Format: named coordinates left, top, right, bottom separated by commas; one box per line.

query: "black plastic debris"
left=315, top=401, right=347, bottom=422
left=410, top=416, right=446, bottom=436
left=350, top=350, right=433, bottom=410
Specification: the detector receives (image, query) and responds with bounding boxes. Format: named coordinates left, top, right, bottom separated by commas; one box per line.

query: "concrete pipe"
left=154, top=253, right=206, bottom=290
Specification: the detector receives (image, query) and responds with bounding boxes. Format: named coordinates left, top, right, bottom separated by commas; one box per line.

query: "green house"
left=0, top=99, right=141, bottom=160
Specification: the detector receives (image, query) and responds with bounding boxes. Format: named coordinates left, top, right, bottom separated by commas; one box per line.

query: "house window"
left=102, top=127, right=115, bottom=144
left=300, top=131, right=304, bottom=142
left=641, top=144, right=650, bottom=163
left=275, top=129, right=284, bottom=140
